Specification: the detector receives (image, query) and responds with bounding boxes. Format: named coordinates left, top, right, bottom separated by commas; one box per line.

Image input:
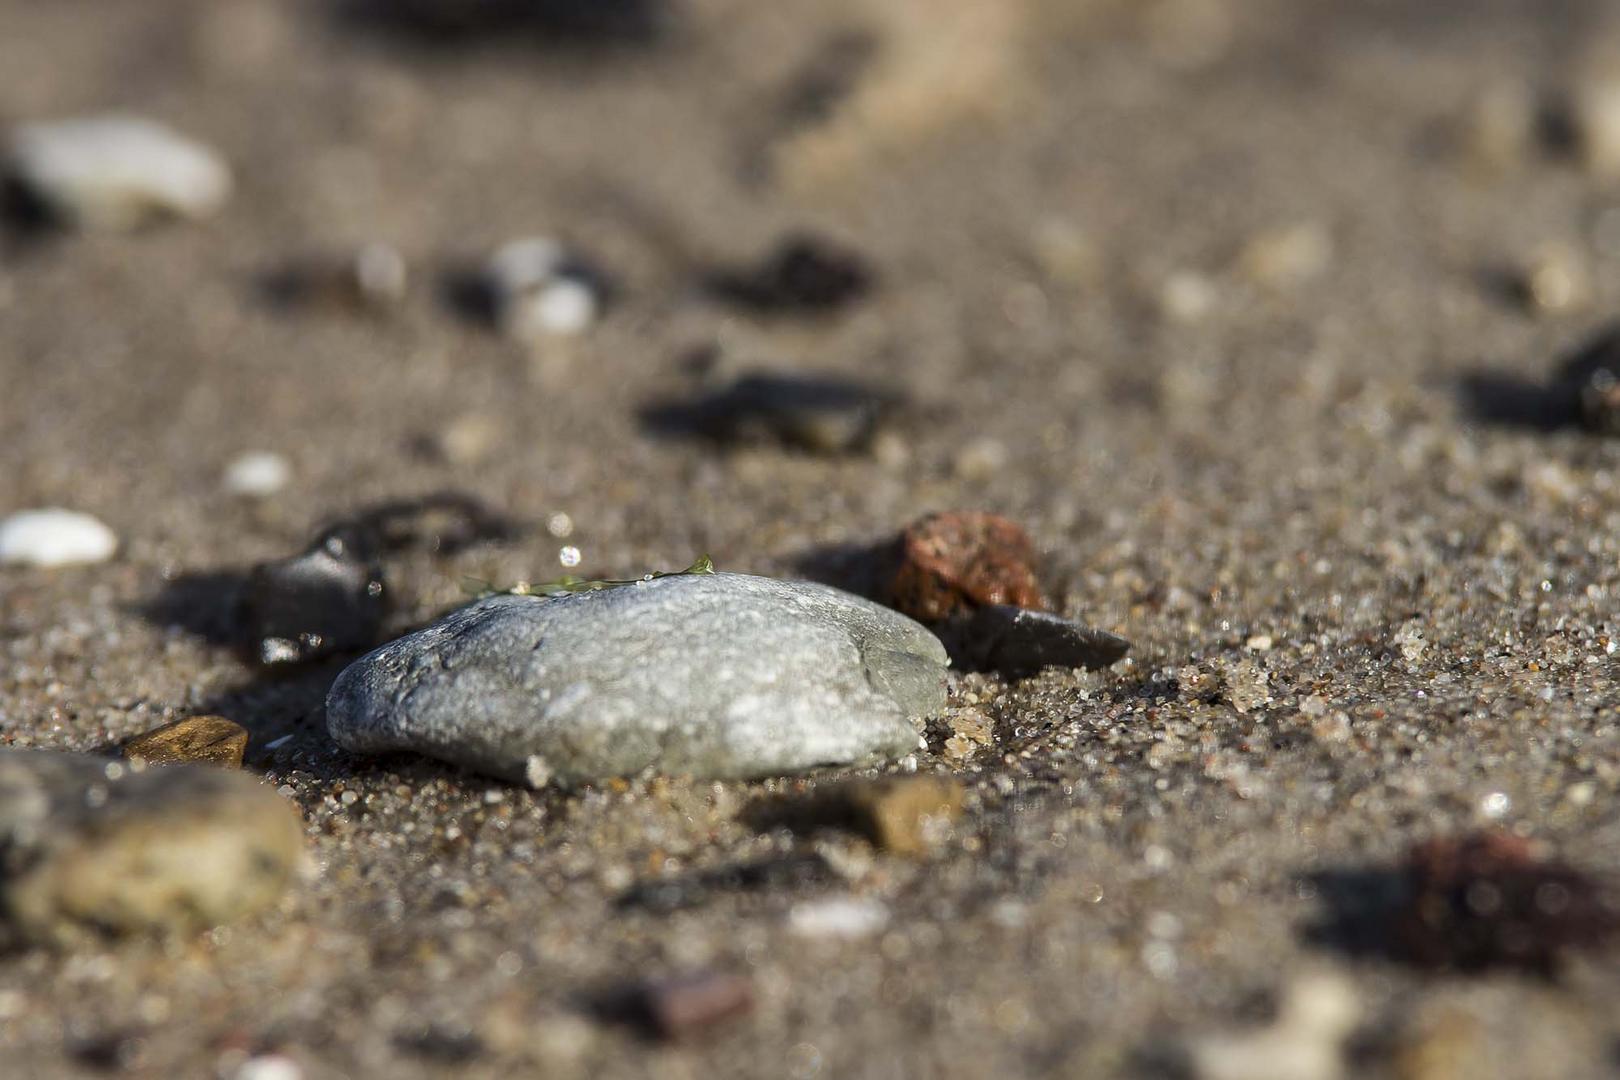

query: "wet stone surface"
left=240, top=527, right=388, bottom=666
left=327, top=572, right=947, bottom=786
left=0, top=750, right=303, bottom=946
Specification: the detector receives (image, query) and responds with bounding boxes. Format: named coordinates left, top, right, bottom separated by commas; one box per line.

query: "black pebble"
left=239, top=527, right=389, bottom=667
left=707, top=234, right=873, bottom=314
left=948, top=605, right=1131, bottom=679
left=640, top=370, right=903, bottom=453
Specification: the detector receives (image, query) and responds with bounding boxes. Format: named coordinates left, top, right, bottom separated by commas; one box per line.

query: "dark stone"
left=240, top=526, right=389, bottom=666
left=237, top=493, right=516, bottom=666
left=616, top=852, right=834, bottom=914
left=1395, top=831, right=1620, bottom=974
left=396, top=1024, right=485, bottom=1063
left=1557, top=322, right=1620, bottom=435
left=640, top=371, right=903, bottom=453
left=339, top=0, right=675, bottom=47
left=707, top=234, right=872, bottom=314
left=949, top=605, right=1131, bottom=678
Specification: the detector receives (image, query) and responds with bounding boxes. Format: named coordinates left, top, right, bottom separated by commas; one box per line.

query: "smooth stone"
left=0, top=749, right=303, bottom=946
left=240, top=526, right=388, bottom=665
left=5, top=115, right=231, bottom=229
left=326, top=572, right=948, bottom=786
left=0, top=509, right=117, bottom=568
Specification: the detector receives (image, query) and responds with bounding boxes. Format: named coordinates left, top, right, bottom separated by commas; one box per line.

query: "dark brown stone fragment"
left=1396, top=831, right=1620, bottom=974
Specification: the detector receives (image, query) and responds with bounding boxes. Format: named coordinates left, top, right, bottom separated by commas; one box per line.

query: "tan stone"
left=123, top=715, right=248, bottom=768
left=0, top=750, right=304, bottom=945
left=793, top=776, right=966, bottom=856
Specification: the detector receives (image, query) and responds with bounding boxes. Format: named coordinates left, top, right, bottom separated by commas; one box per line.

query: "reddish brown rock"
left=889, top=511, right=1046, bottom=622
left=1396, top=831, right=1620, bottom=973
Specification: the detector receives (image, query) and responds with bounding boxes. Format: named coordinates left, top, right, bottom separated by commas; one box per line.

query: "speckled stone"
left=0, top=750, right=303, bottom=946
left=326, top=573, right=948, bottom=786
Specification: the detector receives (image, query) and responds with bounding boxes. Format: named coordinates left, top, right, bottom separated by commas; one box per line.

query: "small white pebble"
left=487, top=238, right=599, bottom=340
left=1160, top=270, right=1217, bottom=321
left=952, top=436, right=1009, bottom=481
left=1143, top=844, right=1174, bottom=870
left=488, top=236, right=565, bottom=293
left=524, top=755, right=554, bottom=789
left=511, top=278, right=597, bottom=338
left=1245, top=634, right=1273, bottom=652
left=353, top=242, right=408, bottom=305
left=1240, top=222, right=1332, bottom=288
left=788, top=896, right=889, bottom=940
left=1190, top=971, right=1359, bottom=1080
left=0, top=509, right=118, bottom=567
left=233, top=1055, right=303, bottom=1080
left=222, top=451, right=291, bottom=497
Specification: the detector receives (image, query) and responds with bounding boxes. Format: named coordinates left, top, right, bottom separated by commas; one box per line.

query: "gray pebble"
left=326, top=572, right=948, bottom=786
left=0, top=750, right=304, bottom=947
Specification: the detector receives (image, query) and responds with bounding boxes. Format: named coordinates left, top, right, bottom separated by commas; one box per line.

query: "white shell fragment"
left=5, top=115, right=232, bottom=229
left=1189, top=972, right=1361, bottom=1080
left=788, top=897, right=891, bottom=940
left=222, top=451, right=292, bottom=497
left=0, top=509, right=118, bottom=568
left=353, top=242, right=409, bottom=307
left=486, top=236, right=600, bottom=340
